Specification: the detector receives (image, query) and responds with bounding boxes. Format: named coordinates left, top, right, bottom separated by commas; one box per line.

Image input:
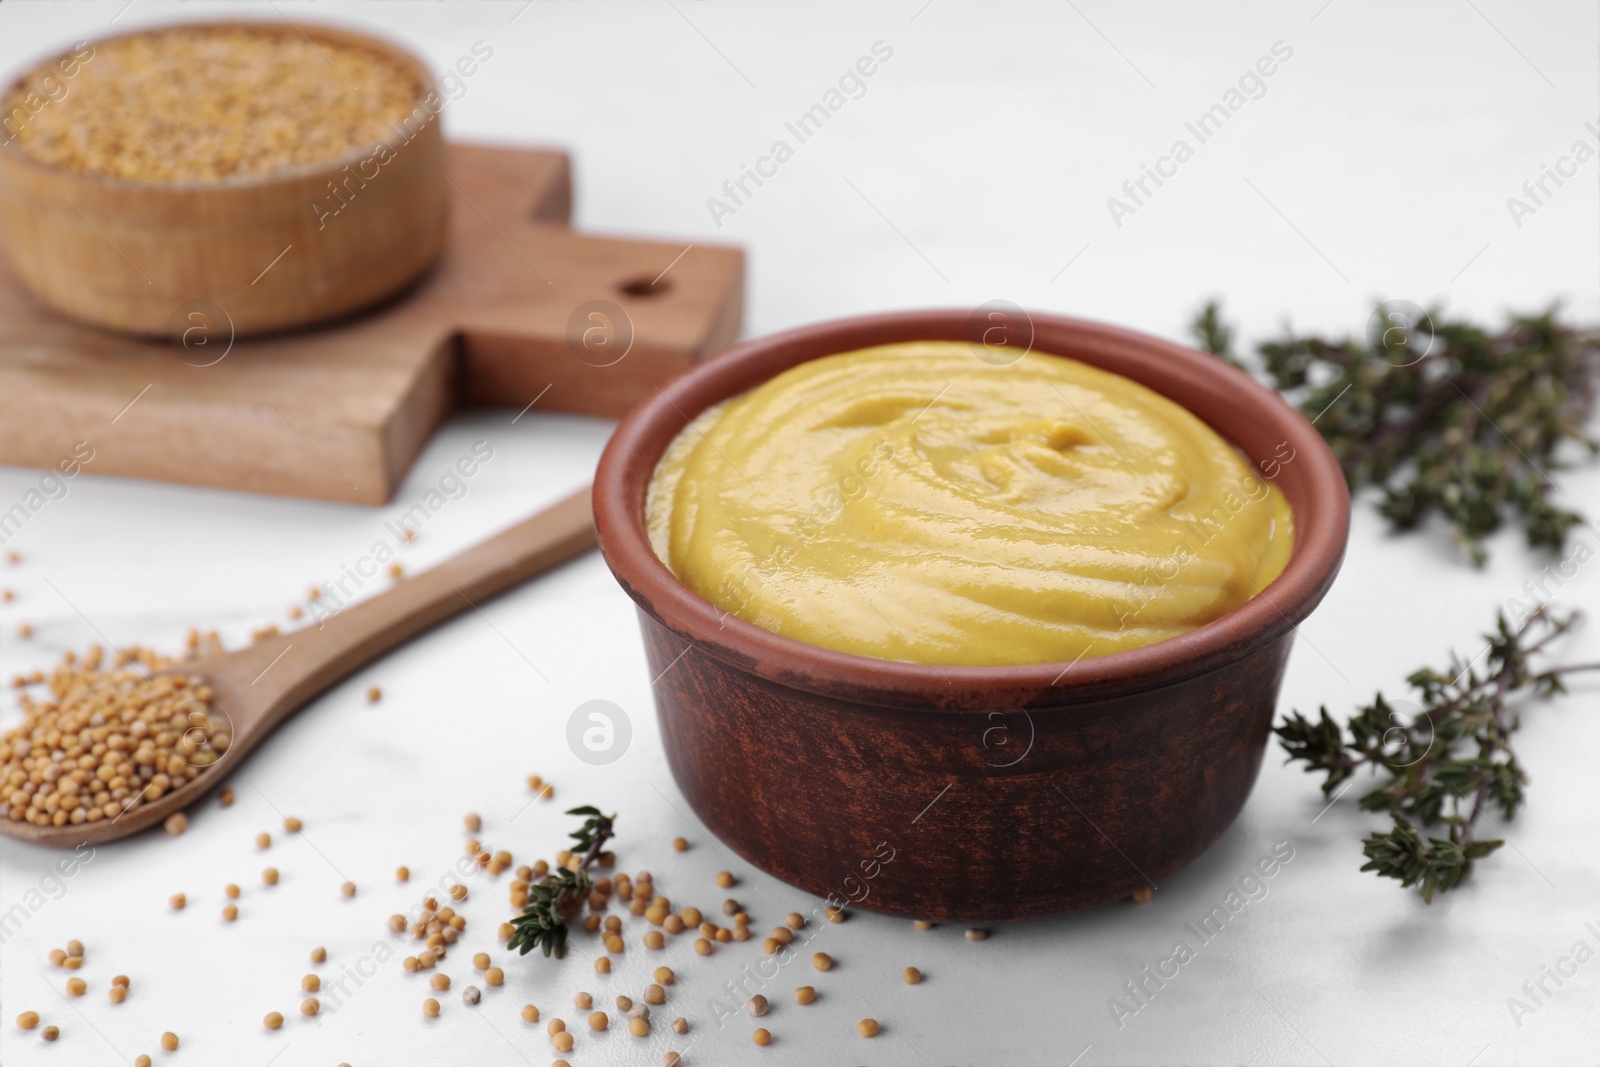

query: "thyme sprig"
left=1276, top=607, right=1598, bottom=901
left=508, top=806, right=616, bottom=958
left=1194, top=302, right=1600, bottom=564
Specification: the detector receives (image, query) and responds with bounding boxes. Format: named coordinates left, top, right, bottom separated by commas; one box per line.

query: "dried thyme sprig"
left=508, top=806, right=615, bottom=958
left=1193, top=302, right=1600, bottom=564
left=1276, top=607, right=1597, bottom=901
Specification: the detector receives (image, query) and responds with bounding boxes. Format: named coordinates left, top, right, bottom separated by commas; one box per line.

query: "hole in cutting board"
left=618, top=276, right=672, bottom=298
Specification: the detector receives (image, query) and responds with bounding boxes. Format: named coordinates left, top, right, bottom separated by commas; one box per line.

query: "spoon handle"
left=227, top=484, right=596, bottom=728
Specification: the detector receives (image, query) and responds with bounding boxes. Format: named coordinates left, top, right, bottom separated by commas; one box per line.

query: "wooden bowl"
left=594, top=309, right=1350, bottom=923
left=0, top=22, right=446, bottom=337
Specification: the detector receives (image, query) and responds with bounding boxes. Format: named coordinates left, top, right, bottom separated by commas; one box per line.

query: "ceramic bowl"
left=594, top=309, right=1349, bottom=922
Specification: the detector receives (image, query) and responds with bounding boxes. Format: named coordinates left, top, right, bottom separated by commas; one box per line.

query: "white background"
left=0, top=2, right=1597, bottom=1065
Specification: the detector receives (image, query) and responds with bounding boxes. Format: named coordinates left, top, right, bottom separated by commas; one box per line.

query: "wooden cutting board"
left=0, top=142, right=743, bottom=504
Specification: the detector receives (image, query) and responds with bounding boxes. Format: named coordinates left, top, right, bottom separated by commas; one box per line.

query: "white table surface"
left=1, top=3, right=1597, bottom=1065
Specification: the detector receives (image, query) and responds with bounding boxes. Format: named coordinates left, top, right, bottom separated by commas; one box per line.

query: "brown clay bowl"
left=593, top=309, right=1349, bottom=922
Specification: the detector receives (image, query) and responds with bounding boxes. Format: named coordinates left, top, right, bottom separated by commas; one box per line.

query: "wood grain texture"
left=0, top=484, right=596, bottom=848
left=0, top=143, right=744, bottom=504
left=0, top=22, right=449, bottom=336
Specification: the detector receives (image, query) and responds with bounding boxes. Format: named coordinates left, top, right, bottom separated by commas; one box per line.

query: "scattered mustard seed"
left=521, top=1004, right=540, bottom=1023
left=310, top=947, right=326, bottom=964
left=284, top=816, right=302, bottom=833
left=858, top=1018, right=880, bottom=1037
left=752, top=1027, right=772, bottom=1046
left=716, top=871, right=734, bottom=888
left=747, top=995, right=768, bottom=1017
left=264, top=1012, right=283, bottom=1030
left=164, top=813, right=188, bottom=835
left=904, top=966, right=923, bottom=984
left=17, top=1010, right=39, bottom=1029
left=161, top=1032, right=179, bottom=1051
left=794, top=986, right=815, bottom=1005
left=423, top=998, right=440, bottom=1018
left=812, top=952, right=833, bottom=972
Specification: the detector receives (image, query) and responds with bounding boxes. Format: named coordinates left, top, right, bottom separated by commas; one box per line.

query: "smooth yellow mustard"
left=647, top=341, right=1292, bottom=667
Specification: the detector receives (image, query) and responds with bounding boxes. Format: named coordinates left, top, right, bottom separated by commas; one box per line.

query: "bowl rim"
left=0, top=18, right=438, bottom=192
left=594, top=308, right=1350, bottom=709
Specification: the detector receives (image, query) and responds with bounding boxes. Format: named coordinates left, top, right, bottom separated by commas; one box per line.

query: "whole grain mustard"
left=647, top=341, right=1292, bottom=666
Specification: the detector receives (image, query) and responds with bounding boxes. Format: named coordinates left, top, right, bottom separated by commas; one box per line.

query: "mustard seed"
left=654, top=966, right=675, bottom=985
left=264, top=1012, right=283, bottom=1030
left=520, top=1004, right=540, bottom=1023
left=161, top=1032, right=179, bottom=1051
left=716, top=871, right=734, bottom=888
left=473, top=952, right=490, bottom=971
left=965, top=928, right=989, bottom=941
left=553, top=1031, right=574, bottom=1052
left=396, top=866, right=410, bottom=882
left=430, top=974, right=450, bottom=991
left=462, top=986, right=481, bottom=1006
left=222, top=904, right=238, bottom=922
left=595, top=956, right=612, bottom=973
left=66, top=939, right=83, bottom=957
left=263, top=868, right=279, bottom=886
left=301, top=998, right=319, bottom=1016
left=48, top=948, right=65, bottom=966
left=367, top=687, right=382, bottom=704
left=913, top=920, right=933, bottom=931
left=63, top=955, right=83, bottom=970
left=164, top=813, right=188, bottom=835
left=665, top=1053, right=682, bottom=1067
left=302, top=974, right=320, bottom=993
left=220, top=786, right=234, bottom=807
left=588, top=1011, right=608, bottom=1031
left=672, top=837, right=688, bottom=852
left=794, top=986, right=815, bottom=1005
left=1131, top=886, right=1154, bottom=903
left=812, top=952, right=833, bottom=971
left=548, top=1019, right=566, bottom=1035
left=109, top=985, right=127, bottom=1004
left=786, top=912, right=805, bottom=930
left=310, top=947, right=326, bottom=963
left=341, top=881, right=356, bottom=898
left=904, top=966, right=923, bottom=984
left=169, top=893, right=186, bottom=910
left=423, top=998, right=439, bottom=1018
left=66, top=977, right=86, bottom=996
left=485, top=967, right=503, bottom=987
left=672, top=1017, right=688, bottom=1034
left=284, top=816, right=302, bottom=833
left=256, top=832, right=271, bottom=849
left=225, top=884, right=240, bottom=899
left=826, top=905, right=845, bottom=923
left=858, top=1018, right=880, bottom=1037
left=747, top=995, right=768, bottom=1017
left=694, top=938, right=712, bottom=956
left=630, top=1017, right=650, bottom=1037
left=42, top=1025, right=59, bottom=1041
left=644, top=983, right=665, bottom=1005
left=17, top=1010, right=39, bottom=1029
left=464, top=813, right=482, bottom=832
left=752, top=1027, right=771, bottom=1046
left=137, top=1057, right=152, bottom=1067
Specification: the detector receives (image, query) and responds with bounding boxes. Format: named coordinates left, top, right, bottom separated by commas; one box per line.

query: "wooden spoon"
left=3, top=485, right=597, bottom=848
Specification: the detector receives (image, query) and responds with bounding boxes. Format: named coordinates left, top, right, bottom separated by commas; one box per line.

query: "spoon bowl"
left=1, top=485, right=595, bottom=848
